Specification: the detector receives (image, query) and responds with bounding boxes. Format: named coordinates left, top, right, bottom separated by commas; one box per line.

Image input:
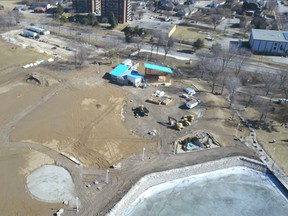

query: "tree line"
left=194, top=43, right=288, bottom=124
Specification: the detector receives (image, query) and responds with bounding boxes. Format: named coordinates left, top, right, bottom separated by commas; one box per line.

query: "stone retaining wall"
left=107, top=156, right=270, bottom=216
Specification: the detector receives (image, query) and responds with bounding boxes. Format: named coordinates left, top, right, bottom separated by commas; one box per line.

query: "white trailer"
left=23, top=30, right=38, bottom=38
left=27, top=26, right=50, bottom=35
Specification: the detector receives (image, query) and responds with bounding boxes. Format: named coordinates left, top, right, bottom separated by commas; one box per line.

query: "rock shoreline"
left=107, top=156, right=274, bottom=216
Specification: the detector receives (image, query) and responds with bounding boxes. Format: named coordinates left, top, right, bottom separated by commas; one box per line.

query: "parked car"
left=184, top=87, right=196, bottom=96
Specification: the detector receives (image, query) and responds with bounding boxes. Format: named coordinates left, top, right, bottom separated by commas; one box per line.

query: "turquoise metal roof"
left=110, top=64, right=129, bottom=76
left=144, top=63, right=173, bottom=74
left=127, top=71, right=143, bottom=79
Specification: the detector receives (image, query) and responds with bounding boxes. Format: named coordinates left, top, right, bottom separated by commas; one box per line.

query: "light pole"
left=235, top=123, right=240, bottom=138
left=75, top=197, right=79, bottom=213
left=106, top=169, right=109, bottom=184
left=142, top=147, right=146, bottom=161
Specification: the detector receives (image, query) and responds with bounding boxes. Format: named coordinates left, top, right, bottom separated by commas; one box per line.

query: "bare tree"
left=256, top=97, right=273, bottom=122
left=210, top=14, right=223, bottom=30
left=136, top=10, right=145, bottom=19
left=216, top=47, right=237, bottom=94
left=198, top=52, right=222, bottom=93
left=191, top=11, right=203, bottom=24
left=131, top=2, right=139, bottom=12
left=75, top=47, right=88, bottom=70
left=134, top=36, right=144, bottom=57
left=266, top=0, right=278, bottom=12
left=244, top=84, right=257, bottom=108
left=163, top=37, right=174, bottom=59
left=149, top=36, right=155, bottom=58
left=260, top=72, right=279, bottom=96
left=11, top=11, right=24, bottom=24
left=233, top=48, right=251, bottom=77
left=156, top=35, right=165, bottom=56
left=225, top=75, right=241, bottom=108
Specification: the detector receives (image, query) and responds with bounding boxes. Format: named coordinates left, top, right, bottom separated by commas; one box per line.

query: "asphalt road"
left=18, top=12, right=287, bottom=75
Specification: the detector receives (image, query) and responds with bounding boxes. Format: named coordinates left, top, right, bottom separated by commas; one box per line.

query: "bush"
left=193, top=38, right=204, bottom=49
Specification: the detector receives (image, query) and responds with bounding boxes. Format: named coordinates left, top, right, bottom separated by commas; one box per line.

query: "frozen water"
left=124, top=167, right=288, bottom=216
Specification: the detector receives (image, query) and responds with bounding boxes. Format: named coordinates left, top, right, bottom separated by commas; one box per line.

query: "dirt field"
left=0, top=7, right=287, bottom=215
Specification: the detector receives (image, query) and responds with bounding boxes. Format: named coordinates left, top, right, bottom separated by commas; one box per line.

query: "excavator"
left=168, top=116, right=184, bottom=131
left=138, top=105, right=149, bottom=116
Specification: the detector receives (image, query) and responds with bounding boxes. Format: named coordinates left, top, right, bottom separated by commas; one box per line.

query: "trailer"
left=27, top=26, right=50, bottom=35
left=23, top=30, right=38, bottom=38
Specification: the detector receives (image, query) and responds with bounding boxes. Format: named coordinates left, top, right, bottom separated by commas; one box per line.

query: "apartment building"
left=72, top=0, right=131, bottom=23
left=101, top=0, right=131, bottom=23
left=72, top=0, right=101, bottom=15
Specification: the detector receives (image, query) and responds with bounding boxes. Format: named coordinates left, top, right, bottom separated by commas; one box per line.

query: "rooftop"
left=127, top=71, right=144, bottom=79
left=109, top=64, right=129, bottom=77
left=251, top=29, right=288, bottom=43
left=144, top=63, right=173, bottom=73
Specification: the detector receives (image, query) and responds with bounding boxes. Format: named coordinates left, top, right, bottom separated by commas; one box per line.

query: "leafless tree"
left=256, top=97, right=273, bottom=122
left=266, top=0, right=278, bottom=12
left=197, top=52, right=211, bottom=78
left=211, top=43, right=236, bottom=94
left=11, top=10, right=24, bottom=24
left=198, top=52, right=222, bottom=93
left=163, top=37, right=174, bottom=59
left=149, top=36, right=155, bottom=58
left=244, top=84, right=257, bottom=108
left=136, top=10, right=145, bottom=19
left=75, top=47, right=88, bottom=70
left=233, top=48, right=251, bottom=77
left=260, top=72, right=279, bottom=96
left=279, top=70, right=288, bottom=88
left=134, top=36, right=144, bottom=57
left=156, top=35, right=165, bottom=56
left=225, top=75, right=241, bottom=108
left=279, top=71, right=288, bottom=99
left=131, top=2, right=139, bottom=12
left=210, top=14, right=223, bottom=30
left=191, top=11, right=203, bottom=24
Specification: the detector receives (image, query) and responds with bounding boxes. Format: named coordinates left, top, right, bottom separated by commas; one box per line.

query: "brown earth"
left=0, top=17, right=287, bottom=216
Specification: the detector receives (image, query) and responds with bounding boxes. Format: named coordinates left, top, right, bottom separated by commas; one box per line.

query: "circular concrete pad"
left=27, top=165, right=76, bottom=205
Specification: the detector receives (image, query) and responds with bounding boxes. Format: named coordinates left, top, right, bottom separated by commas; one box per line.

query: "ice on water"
left=125, top=167, right=288, bottom=216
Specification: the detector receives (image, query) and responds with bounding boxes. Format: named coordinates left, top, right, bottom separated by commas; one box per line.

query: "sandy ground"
left=0, top=7, right=287, bottom=215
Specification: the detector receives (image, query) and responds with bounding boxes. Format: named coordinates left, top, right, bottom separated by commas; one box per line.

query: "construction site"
left=0, top=2, right=287, bottom=215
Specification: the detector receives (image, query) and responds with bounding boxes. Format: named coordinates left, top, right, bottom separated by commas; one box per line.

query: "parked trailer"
left=27, top=26, right=50, bottom=35
left=23, top=30, right=38, bottom=38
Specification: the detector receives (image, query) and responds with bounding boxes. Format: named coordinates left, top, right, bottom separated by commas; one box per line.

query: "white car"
left=184, top=87, right=196, bottom=96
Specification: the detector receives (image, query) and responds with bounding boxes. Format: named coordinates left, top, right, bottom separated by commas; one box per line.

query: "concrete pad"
left=26, top=165, right=76, bottom=207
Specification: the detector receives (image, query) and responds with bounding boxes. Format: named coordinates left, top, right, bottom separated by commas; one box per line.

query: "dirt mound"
left=25, top=72, right=60, bottom=87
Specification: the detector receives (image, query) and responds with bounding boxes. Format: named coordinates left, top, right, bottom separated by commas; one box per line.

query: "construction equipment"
left=168, top=116, right=184, bottom=131
left=134, top=105, right=149, bottom=117
left=161, top=97, right=173, bottom=105
left=181, top=119, right=191, bottom=127
left=146, top=98, right=162, bottom=105
left=181, top=114, right=195, bottom=122
left=138, top=105, right=149, bottom=116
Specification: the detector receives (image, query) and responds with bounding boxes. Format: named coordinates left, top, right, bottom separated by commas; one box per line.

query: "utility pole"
left=142, top=147, right=146, bottom=161
left=75, top=197, right=79, bottom=213
left=235, top=123, right=240, bottom=138
left=106, top=169, right=109, bottom=184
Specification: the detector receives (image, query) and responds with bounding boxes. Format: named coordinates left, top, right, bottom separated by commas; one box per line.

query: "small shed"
left=109, top=64, right=129, bottom=85
left=109, top=63, right=144, bottom=86
left=126, top=71, right=143, bottom=87
left=144, top=63, right=173, bottom=84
